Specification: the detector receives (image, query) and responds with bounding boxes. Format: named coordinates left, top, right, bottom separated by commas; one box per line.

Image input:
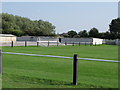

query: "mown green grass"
left=0, top=75, right=2, bottom=89
left=0, top=48, right=2, bottom=89
left=2, top=45, right=118, bottom=88
left=3, top=45, right=118, bottom=60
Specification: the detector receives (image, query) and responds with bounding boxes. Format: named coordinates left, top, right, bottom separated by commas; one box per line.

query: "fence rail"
left=3, top=52, right=120, bottom=63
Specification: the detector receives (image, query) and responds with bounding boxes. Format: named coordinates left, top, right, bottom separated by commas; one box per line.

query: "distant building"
left=60, top=38, right=103, bottom=45
left=0, top=34, right=16, bottom=43
left=17, top=36, right=58, bottom=42
left=17, top=36, right=103, bottom=45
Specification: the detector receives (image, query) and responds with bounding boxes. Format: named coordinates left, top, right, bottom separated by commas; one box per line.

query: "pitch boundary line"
left=2, top=52, right=120, bottom=63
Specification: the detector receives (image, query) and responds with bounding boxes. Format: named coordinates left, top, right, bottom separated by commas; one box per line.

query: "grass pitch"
left=2, top=45, right=118, bottom=88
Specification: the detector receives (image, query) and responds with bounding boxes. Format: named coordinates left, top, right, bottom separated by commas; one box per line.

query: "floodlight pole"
left=73, top=54, right=78, bottom=85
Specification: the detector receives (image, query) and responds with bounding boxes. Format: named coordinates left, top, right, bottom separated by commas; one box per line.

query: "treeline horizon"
left=59, top=27, right=119, bottom=39
left=1, top=13, right=120, bottom=39
left=60, top=18, right=120, bottom=39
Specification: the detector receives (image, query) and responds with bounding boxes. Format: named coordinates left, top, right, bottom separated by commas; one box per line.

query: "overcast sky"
left=2, top=2, right=118, bottom=33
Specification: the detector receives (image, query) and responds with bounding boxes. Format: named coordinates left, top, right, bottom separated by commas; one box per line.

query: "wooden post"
left=37, top=42, right=39, bottom=47
left=11, top=41, right=13, bottom=47
left=79, top=42, right=80, bottom=46
left=48, top=41, right=49, bottom=47
left=73, top=54, right=78, bottom=85
left=25, top=41, right=27, bottom=47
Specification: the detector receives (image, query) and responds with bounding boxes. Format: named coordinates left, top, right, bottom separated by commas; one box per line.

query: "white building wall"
left=0, top=36, right=16, bottom=43
left=93, top=38, right=103, bottom=45
left=61, top=38, right=103, bottom=45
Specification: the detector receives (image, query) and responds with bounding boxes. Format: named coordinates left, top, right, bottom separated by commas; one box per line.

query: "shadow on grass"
left=3, top=73, right=107, bottom=88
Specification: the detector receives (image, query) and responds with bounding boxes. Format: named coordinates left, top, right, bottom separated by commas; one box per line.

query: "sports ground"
left=2, top=45, right=119, bottom=88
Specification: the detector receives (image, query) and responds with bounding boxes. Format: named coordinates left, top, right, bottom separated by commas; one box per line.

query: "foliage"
left=109, top=18, right=120, bottom=34
left=109, top=18, right=120, bottom=39
left=78, top=30, right=88, bottom=37
left=60, top=18, right=120, bottom=39
left=2, top=13, right=56, bottom=36
left=88, top=28, right=99, bottom=38
left=67, top=30, right=77, bottom=38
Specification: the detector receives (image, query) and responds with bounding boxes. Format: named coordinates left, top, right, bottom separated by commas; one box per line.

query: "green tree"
left=88, top=28, right=99, bottom=38
left=109, top=18, right=120, bottom=34
left=109, top=18, right=120, bottom=39
left=2, top=13, right=56, bottom=36
left=67, top=30, right=77, bottom=38
left=78, top=30, right=88, bottom=37
left=104, top=31, right=117, bottom=39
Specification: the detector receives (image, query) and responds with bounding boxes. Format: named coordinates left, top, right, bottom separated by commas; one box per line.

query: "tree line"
left=60, top=18, right=120, bottom=39
left=1, top=13, right=120, bottom=39
left=1, top=13, right=56, bottom=36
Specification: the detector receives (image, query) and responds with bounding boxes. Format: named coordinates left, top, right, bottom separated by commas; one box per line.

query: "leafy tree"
left=73, top=35, right=80, bottom=38
left=109, top=18, right=120, bottom=34
left=109, top=18, right=120, bottom=39
left=2, top=13, right=56, bottom=36
left=78, top=30, right=88, bottom=37
left=98, top=32, right=105, bottom=39
left=67, top=30, right=77, bottom=38
left=88, top=28, right=99, bottom=38
left=101, top=31, right=117, bottom=39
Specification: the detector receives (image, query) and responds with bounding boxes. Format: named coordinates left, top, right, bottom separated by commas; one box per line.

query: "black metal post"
left=25, top=41, right=27, bottom=47
left=37, top=42, right=39, bottom=47
left=0, top=49, right=2, bottom=74
left=11, top=41, right=13, bottom=47
left=73, top=54, right=78, bottom=85
left=48, top=41, right=49, bottom=47
left=85, top=42, right=86, bottom=46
